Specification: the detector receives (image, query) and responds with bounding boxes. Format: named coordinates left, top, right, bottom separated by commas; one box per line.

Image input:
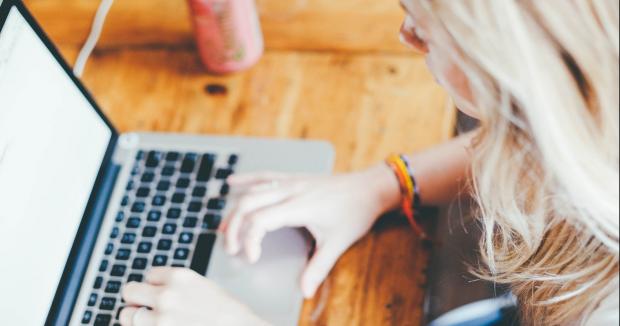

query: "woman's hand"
left=221, top=165, right=400, bottom=298
left=120, top=267, right=268, bottom=326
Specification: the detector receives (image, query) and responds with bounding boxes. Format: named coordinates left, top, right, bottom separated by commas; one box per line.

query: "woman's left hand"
left=119, top=267, right=269, bottom=326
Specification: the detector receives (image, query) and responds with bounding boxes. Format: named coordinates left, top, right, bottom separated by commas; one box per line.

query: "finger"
left=224, top=189, right=291, bottom=255
left=122, top=282, right=161, bottom=308
left=301, top=241, right=348, bottom=299
left=242, top=202, right=303, bottom=263
left=144, top=267, right=175, bottom=285
left=146, top=267, right=202, bottom=287
left=119, top=307, right=157, bottom=326
left=229, top=181, right=287, bottom=197
left=227, top=172, right=291, bottom=186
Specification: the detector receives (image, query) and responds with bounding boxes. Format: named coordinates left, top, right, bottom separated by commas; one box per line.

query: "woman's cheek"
left=425, top=50, right=480, bottom=119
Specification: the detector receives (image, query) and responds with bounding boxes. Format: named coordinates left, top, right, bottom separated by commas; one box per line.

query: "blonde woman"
left=119, top=0, right=619, bottom=325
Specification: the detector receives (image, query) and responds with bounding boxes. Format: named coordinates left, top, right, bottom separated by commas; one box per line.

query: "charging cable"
left=73, top=0, right=114, bottom=77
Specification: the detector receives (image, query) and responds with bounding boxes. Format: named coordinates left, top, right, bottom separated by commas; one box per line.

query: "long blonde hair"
left=413, top=0, right=619, bottom=324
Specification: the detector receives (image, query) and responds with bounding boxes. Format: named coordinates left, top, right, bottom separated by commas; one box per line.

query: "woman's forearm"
left=407, top=132, right=474, bottom=206
left=370, top=132, right=475, bottom=214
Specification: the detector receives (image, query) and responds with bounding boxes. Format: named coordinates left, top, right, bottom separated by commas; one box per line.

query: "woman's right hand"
left=221, top=165, right=400, bottom=299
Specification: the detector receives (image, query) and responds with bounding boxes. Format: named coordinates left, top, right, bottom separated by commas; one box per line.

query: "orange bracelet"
left=385, top=154, right=427, bottom=238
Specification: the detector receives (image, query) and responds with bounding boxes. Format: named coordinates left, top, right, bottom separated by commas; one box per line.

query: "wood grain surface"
left=25, top=0, right=410, bottom=53
left=23, top=0, right=455, bottom=325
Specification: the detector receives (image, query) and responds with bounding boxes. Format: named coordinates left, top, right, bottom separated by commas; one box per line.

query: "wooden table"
left=25, top=0, right=455, bottom=324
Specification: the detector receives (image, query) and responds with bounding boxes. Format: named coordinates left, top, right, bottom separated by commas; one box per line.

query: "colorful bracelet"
left=385, top=154, right=427, bottom=239
left=399, top=155, right=422, bottom=210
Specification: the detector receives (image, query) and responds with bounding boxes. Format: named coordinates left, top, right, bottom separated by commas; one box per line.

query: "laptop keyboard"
left=80, top=150, right=238, bottom=326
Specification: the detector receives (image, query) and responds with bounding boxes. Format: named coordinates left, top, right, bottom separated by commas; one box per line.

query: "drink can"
left=188, top=0, right=264, bottom=74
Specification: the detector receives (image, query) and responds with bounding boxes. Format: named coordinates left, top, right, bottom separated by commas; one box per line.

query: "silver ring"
left=133, top=307, right=149, bottom=325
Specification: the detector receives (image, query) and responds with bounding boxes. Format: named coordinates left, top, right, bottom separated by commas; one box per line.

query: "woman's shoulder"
left=584, top=288, right=619, bottom=326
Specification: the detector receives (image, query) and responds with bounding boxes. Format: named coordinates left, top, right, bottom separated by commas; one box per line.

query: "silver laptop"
left=0, top=1, right=334, bottom=325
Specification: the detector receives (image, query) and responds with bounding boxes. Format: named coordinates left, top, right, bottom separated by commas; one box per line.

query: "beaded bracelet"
left=385, top=154, right=426, bottom=239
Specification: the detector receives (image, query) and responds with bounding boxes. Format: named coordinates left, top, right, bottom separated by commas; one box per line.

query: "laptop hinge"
left=46, top=153, right=121, bottom=326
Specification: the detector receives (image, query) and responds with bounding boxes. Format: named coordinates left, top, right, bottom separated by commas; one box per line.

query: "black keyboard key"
left=153, top=255, right=168, bottom=266
left=88, top=293, right=98, bottom=306
left=176, top=178, right=190, bottom=189
left=99, top=260, right=109, bottom=272
left=167, top=208, right=181, bottom=219
left=145, top=151, right=162, bottom=168
left=116, top=249, right=131, bottom=260
left=157, top=239, right=172, bottom=251
left=192, top=186, right=207, bottom=197
left=171, top=193, right=186, bottom=204
left=120, top=196, right=129, bottom=207
left=183, top=217, right=198, bottom=228
left=94, top=313, right=111, bottom=326
left=152, top=195, right=166, bottom=206
left=204, top=213, right=222, bottom=230
left=220, top=183, right=230, bottom=196
left=157, top=180, right=171, bottom=191
left=162, top=166, right=175, bottom=176
left=179, top=232, right=193, bottom=244
left=162, top=223, right=177, bottom=235
left=131, top=165, right=140, bottom=176
left=105, top=243, right=114, bottom=255
left=136, top=187, right=150, bottom=198
left=105, top=281, right=121, bottom=294
left=180, top=157, right=196, bottom=173
left=215, top=168, right=233, bottom=180
left=141, top=172, right=155, bottom=183
left=94, top=276, right=104, bottom=289
left=174, top=248, right=190, bottom=260
left=128, top=273, right=143, bottom=283
left=115, top=212, right=125, bottom=222
left=132, top=258, right=148, bottom=270
left=110, top=227, right=119, bottom=239
left=188, top=201, right=202, bottom=212
left=207, top=198, right=226, bottom=210
left=131, top=202, right=145, bottom=213
left=99, top=297, right=116, bottom=311
left=171, top=263, right=186, bottom=268
left=110, top=265, right=127, bottom=277
left=82, top=310, right=93, bottom=324
left=126, top=217, right=141, bottom=228
left=228, top=154, right=239, bottom=166
left=126, top=180, right=135, bottom=191
left=142, top=226, right=157, bottom=237
left=121, top=233, right=136, bottom=244
left=166, top=152, right=180, bottom=161
left=190, top=233, right=217, bottom=275
left=136, top=150, right=145, bottom=161
left=147, top=210, right=162, bottom=222
left=137, top=241, right=152, bottom=254
left=196, top=154, right=215, bottom=181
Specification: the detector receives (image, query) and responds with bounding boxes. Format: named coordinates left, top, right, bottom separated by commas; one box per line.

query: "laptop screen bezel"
left=0, top=0, right=120, bottom=323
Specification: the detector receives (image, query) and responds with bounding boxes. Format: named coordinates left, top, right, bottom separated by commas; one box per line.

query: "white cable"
left=73, top=0, right=114, bottom=78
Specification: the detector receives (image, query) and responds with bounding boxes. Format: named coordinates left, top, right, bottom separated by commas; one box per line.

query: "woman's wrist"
left=361, top=164, right=403, bottom=216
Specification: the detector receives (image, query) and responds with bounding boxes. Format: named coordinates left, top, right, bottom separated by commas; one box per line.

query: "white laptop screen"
left=0, top=7, right=112, bottom=325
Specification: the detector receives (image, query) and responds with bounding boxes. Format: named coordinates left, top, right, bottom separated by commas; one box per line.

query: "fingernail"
left=303, top=289, right=314, bottom=299
left=302, top=283, right=315, bottom=299
left=250, top=253, right=259, bottom=264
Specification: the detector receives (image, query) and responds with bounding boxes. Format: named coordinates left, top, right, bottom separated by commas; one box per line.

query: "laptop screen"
left=0, top=6, right=113, bottom=325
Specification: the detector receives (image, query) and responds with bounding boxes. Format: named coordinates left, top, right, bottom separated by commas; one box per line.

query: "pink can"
left=188, top=0, right=264, bottom=74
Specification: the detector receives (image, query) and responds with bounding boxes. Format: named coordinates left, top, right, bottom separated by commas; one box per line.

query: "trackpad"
left=205, top=228, right=310, bottom=326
